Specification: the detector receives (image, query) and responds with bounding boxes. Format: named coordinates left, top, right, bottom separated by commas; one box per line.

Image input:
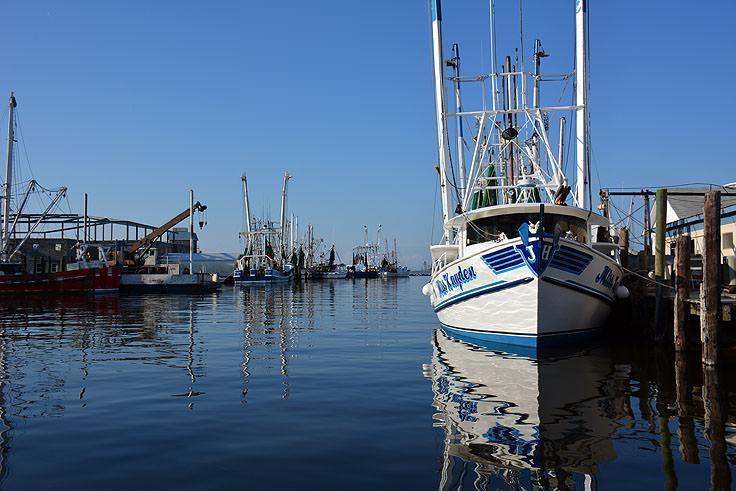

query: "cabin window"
left=50, top=262, right=59, bottom=273
left=35, top=262, right=44, bottom=273
left=467, top=213, right=588, bottom=245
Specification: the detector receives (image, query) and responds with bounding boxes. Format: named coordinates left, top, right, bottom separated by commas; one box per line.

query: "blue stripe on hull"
left=540, top=276, right=614, bottom=305
left=440, top=324, right=601, bottom=349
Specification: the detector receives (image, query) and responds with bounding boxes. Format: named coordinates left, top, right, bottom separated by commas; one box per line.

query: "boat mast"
left=241, top=174, right=251, bottom=252
left=376, top=224, right=381, bottom=267
left=2, top=93, right=16, bottom=259
left=575, top=0, right=589, bottom=209
left=430, top=0, right=454, bottom=243
left=280, top=172, right=291, bottom=261
left=189, top=189, right=194, bottom=274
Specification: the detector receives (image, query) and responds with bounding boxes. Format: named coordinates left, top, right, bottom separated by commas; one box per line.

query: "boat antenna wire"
left=431, top=171, right=439, bottom=244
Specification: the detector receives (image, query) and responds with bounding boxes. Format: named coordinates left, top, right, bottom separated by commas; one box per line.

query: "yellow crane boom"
left=125, top=201, right=207, bottom=254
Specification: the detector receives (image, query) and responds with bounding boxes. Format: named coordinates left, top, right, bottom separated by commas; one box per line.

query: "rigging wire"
left=14, top=109, right=36, bottom=184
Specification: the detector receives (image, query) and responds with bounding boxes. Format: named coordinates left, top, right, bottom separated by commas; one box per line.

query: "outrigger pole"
left=280, top=172, right=292, bottom=260
left=430, top=0, right=454, bottom=244
left=241, top=174, right=251, bottom=252
left=575, top=0, right=589, bottom=209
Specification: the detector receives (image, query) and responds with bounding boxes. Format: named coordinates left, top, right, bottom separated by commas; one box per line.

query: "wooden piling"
left=701, top=191, right=721, bottom=366
left=674, top=235, right=691, bottom=351
left=654, top=188, right=668, bottom=343
left=619, top=226, right=629, bottom=270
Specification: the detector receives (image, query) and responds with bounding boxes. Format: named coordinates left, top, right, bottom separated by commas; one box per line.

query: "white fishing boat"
left=324, top=264, right=348, bottom=279
left=234, top=173, right=294, bottom=284
left=422, top=0, right=628, bottom=347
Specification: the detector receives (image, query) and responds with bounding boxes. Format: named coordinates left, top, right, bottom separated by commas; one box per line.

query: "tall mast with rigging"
left=430, top=0, right=454, bottom=243
left=575, top=0, right=589, bottom=209
left=2, top=93, right=17, bottom=259
left=241, top=174, right=252, bottom=252
left=448, top=44, right=465, bottom=197
left=279, top=172, right=292, bottom=260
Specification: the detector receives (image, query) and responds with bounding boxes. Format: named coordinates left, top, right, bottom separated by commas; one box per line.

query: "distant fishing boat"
left=349, top=225, right=381, bottom=278
left=234, top=173, right=294, bottom=284
left=422, top=1, right=628, bottom=346
left=324, top=264, right=348, bottom=279
left=0, top=93, right=121, bottom=294
left=379, top=237, right=409, bottom=277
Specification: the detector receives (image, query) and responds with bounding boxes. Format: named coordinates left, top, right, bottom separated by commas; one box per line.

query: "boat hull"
left=430, top=237, right=621, bottom=347
left=233, top=268, right=292, bottom=284
left=120, top=273, right=220, bottom=293
left=0, top=266, right=121, bottom=294
left=324, top=271, right=348, bottom=279
left=349, top=271, right=379, bottom=279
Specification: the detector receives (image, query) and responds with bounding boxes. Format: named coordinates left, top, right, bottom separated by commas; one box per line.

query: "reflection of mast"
left=239, top=286, right=296, bottom=402
left=185, top=301, right=196, bottom=408
left=0, top=316, right=10, bottom=481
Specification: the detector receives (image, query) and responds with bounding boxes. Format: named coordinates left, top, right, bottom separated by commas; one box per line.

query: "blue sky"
left=2, top=1, right=734, bottom=268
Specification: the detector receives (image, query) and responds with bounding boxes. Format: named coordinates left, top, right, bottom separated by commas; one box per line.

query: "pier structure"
left=4, top=212, right=198, bottom=274
left=605, top=187, right=736, bottom=363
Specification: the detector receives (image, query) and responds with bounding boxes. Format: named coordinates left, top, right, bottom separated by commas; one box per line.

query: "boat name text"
left=436, top=265, right=477, bottom=297
left=595, top=266, right=618, bottom=290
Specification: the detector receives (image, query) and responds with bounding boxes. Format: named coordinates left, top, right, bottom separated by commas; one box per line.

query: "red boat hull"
left=0, top=266, right=121, bottom=294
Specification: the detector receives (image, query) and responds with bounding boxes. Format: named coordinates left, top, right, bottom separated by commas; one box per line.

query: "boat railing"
left=431, top=251, right=458, bottom=274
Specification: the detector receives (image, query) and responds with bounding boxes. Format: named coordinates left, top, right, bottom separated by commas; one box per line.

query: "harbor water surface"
left=0, top=277, right=733, bottom=489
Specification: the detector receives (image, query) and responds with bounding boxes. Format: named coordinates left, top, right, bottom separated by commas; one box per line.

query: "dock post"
left=644, top=192, right=652, bottom=258
left=619, top=226, right=629, bottom=270
left=654, top=188, right=668, bottom=343
left=701, top=191, right=721, bottom=366
left=674, top=234, right=691, bottom=351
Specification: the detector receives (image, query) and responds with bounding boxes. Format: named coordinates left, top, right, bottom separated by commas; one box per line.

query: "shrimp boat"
left=0, top=93, right=120, bottom=294
left=422, top=0, right=627, bottom=346
left=233, top=173, right=294, bottom=284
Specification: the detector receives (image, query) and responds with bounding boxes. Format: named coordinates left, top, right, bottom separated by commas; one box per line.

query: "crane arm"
left=125, top=201, right=207, bottom=254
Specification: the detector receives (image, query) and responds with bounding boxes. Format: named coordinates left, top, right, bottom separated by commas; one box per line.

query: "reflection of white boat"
left=427, top=328, right=622, bottom=484
left=422, top=0, right=627, bottom=346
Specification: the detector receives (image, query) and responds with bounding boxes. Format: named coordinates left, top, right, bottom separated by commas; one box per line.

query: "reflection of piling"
left=702, top=365, right=731, bottom=490
left=654, top=349, right=678, bottom=491
left=654, top=188, right=668, bottom=344
left=674, top=351, right=699, bottom=464
left=658, top=415, right=678, bottom=491
left=674, top=235, right=691, bottom=352
left=701, top=191, right=721, bottom=366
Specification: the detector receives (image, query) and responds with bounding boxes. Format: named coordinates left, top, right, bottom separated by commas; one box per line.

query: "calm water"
left=0, top=277, right=733, bottom=489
